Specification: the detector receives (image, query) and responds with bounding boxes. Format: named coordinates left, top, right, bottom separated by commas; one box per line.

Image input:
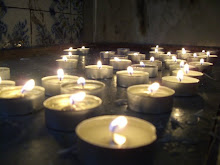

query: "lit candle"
left=151, top=45, right=164, bottom=51
left=164, top=56, right=185, bottom=69
left=205, top=51, right=218, bottom=63
left=0, top=76, right=15, bottom=91
left=169, top=61, right=197, bottom=72
left=162, top=70, right=200, bottom=96
left=41, top=69, right=78, bottom=96
left=117, top=48, right=130, bottom=55
left=100, top=51, right=115, bottom=58
left=189, top=58, right=213, bottom=72
left=110, top=58, right=132, bottom=70
left=131, top=62, right=158, bottom=78
left=158, top=51, right=174, bottom=62
left=127, top=83, right=175, bottom=113
left=187, top=53, right=206, bottom=62
left=116, top=67, right=149, bottom=87
left=0, top=67, right=10, bottom=80
left=61, top=52, right=79, bottom=60
left=140, top=57, right=162, bottom=71
left=56, top=56, right=78, bottom=69
left=176, top=48, right=191, bottom=59
left=63, top=47, right=78, bottom=54
left=77, top=46, right=90, bottom=55
left=149, top=48, right=164, bottom=59
left=44, top=92, right=102, bottom=131
left=75, top=115, right=157, bottom=165
left=128, top=52, right=145, bottom=63
left=61, top=77, right=105, bottom=97
left=0, top=79, right=45, bottom=116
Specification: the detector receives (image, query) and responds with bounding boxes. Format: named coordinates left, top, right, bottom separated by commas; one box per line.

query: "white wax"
left=0, top=80, right=16, bottom=91
left=109, top=59, right=132, bottom=70
left=85, top=65, right=113, bottom=79
left=172, top=69, right=203, bottom=79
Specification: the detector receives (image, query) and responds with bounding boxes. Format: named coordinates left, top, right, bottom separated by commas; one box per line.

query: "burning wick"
left=202, top=50, right=205, bottom=53
left=150, top=56, right=155, bottom=62
left=109, top=116, right=127, bottom=146
left=105, top=51, right=109, bottom=54
left=69, top=92, right=86, bottom=110
left=21, top=79, right=35, bottom=94
left=182, top=48, right=186, bottom=54
left=57, top=69, right=64, bottom=81
left=177, top=70, right=184, bottom=82
left=155, top=48, right=158, bottom=53
left=200, top=59, right=204, bottom=65
left=68, top=52, right=72, bottom=56
left=167, top=52, right=171, bottom=56
left=193, top=53, right=197, bottom=58
left=69, top=47, right=73, bottom=50
left=133, top=52, right=139, bottom=56
left=82, top=46, right=85, bottom=49
left=77, top=77, right=86, bottom=89
left=97, top=60, right=102, bottom=69
left=127, top=66, right=133, bottom=76
left=156, top=45, right=159, bottom=49
left=114, top=57, right=121, bottom=61
left=148, top=82, right=160, bottom=94
left=206, top=51, right=210, bottom=57
left=63, top=56, right=68, bottom=62
left=172, top=56, right=177, bottom=62
left=140, top=61, right=145, bottom=67
left=180, top=61, right=185, bottom=68
left=184, top=64, right=189, bottom=74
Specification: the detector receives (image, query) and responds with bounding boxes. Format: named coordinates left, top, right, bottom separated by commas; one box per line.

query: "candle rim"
left=85, top=65, right=113, bottom=69
left=172, top=69, right=203, bottom=77
left=162, top=76, right=199, bottom=84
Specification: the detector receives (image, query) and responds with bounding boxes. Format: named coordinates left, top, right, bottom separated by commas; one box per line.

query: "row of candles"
left=0, top=45, right=217, bottom=164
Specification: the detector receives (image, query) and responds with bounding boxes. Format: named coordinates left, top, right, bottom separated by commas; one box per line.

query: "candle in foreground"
left=162, top=70, right=199, bottom=96
left=127, top=83, right=175, bottom=114
left=0, top=67, right=10, bottom=80
left=85, top=60, right=113, bottom=79
left=41, top=69, right=78, bottom=96
left=76, top=115, right=157, bottom=165
left=110, top=57, right=132, bottom=70
left=0, top=79, right=45, bottom=116
left=44, top=92, right=102, bottom=131
left=0, top=76, right=15, bottom=91
left=116, top=66, right=149, bottom=87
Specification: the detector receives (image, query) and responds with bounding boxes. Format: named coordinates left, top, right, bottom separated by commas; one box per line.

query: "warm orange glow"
left=200, top=58, right=204, bottom=65
left=167, top=52, right=171, bottom=56
left=150, top=56, right=155, bottom=62
left=172, top=56, right=177, bottom=62
left=57, top=69, right=64, bottom=81
left=21, top=79, right=35, bottom=93
left=97, top=60, right=102, bottom=69
left=62, top=56, right=68, bottom=61
left=184, top=64, right=189, bottom=74
left=182, top=48, right=186, bottom=54
left=113, top=133, right=126, bottom=146
left=206, top=51, right=210, bottom=56
left=68, top=52, right=72, bottom=56
left=127, top=66, right=133, bottom=75
left=148, top=82, right=160, bottom=93
left=193, top=53, right=197, bottom=58
left=69, top=92, right=86, bottom=105
left=180, top=61, right=185, bottom=68
left=114, top=57, right=121, bottom=61
left=177, top=70, right=184, bottom=82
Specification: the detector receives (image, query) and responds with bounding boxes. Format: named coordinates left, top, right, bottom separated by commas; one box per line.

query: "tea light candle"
left=60, top=77, right=105, bottom=97
left=78, top=46, right=90, bottom=55
left=41, top=69, right=78, bottom=96
left=205, top=51, right=218, bottom=63
left=0, top=79, right=45, bottom=116
left=172, top=64, right=203, bottom=79
left=61, top=52, right=79, bottom=59
left=76, top=115, right=157, bottom=165
left=151, top=45, right=164, bottom=51
left=110, top=58, right=132, bottom=70
left=44, top=92, right=102, bottom=132
left=110, top=55, right=128, bottom=59
left=0, top=77, right=15, bottom=91
left=149, top=48, right=164, bottom=59
left=141, top=57, right=162, bottom=71
left=0, top=67, right=10, bottom=80
left=100, top=51, right=115, bottom=58
left=132, top=63, right=158, bottom=78
left=169, top=61, right=197, bottom=72
left=116, top=67, right=149, bottom=87
left=127, top=83, right=175, bottom=114
left=189, top=59, right=213, bottom=72
left=63, top=47, right=78, bottom=54
left=176, top=48, right=191, bottom=59
left=85, top=61, right=113, bottom=79
left=159, top=52, right=174, bottom=62
left=117, top=48, right=130, bottom=55
left=165, top=56, right=185, bottom=69
left=162, top=70, right=199, bottom=96
left=56, top=56, right=78, bottom=69
left=187, top=53, right=206, bottom=62
left=128, top=52, right=146, bottom=63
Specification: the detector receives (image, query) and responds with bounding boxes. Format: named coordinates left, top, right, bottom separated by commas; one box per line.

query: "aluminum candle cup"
left=110, top=59, right=132, bottom=70
left=116, top=70, right=149, bottom=87
left=56, top=59, right=78, bottom=69
left=162, top=76, right=199, bottom=96
left=76, top=115, right=157, bottom=165
left=77, top=47, right=90, bottom=55
left=0, top=86, right=45, bottom=116
left=172, top=69, right=203, bottom=79
left=127, top=84, right=175, bottom=114
left=100, top=51, right=115, bottom=58
left=0, top=80, right=15, bottom=91
left=117, top=48, right=130, bottom=55
left=141, top=60, right=162, bottom=71
left=159, top=53, right=174, bottom=62
left=63, top=48, right=78, bottom=54
left=132, top=64, right=158, bottom=78
left=44, top=94, right=102, bottom=132
left=60, top=80, right=105, bottom=97
left=61, top=54, right=79, bottom=59
left=165, top=59, right=185, bottom=69
left=128, top=53, right=146, bottom=63
left=149, top=50, right=164, bottom=59
left=0, top=67, right=10, bottom=80
left=189, top=62, right=213, bottom=72
left=85, top=65, right=113, bottom=79
left=41, top=75, right=78, bottom=96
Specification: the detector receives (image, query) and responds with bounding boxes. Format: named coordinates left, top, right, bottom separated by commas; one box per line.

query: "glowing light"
left=200, top=59, right=204, bottom=65
left=97, top=60, right=102, bottom=69
left=77, top=77, right=86, bottom=88
left=109, top=116, right=128, bottom=133
left=69, top=47, right=73, bottom=50
left=105, top=51, right=109, bottom=54
left=82, top=46, right=85, bottom=49
left=172, top=56, right=177, bottom=62
left=62, top=56, right=68, bottom=61
left=148, top=82, right=160, bottom=94
left=156, top=45, right=159, bottom=48
left=206, top=51, right=210, bottom=56
left=177, top=70, right=184, bottom=82
left=180, top=61, right=185, bottom=68
left=155, top=48, right=158, bottom=53
left=167, top=52, right=171, bottom=56
left=182, top=48, right=186, bottom=54
left=193, top=53, right=197, bottom=58
left=184, top=64, right=189, bottom=74
left=21, top=79, right=35, bottom=93
left=133, top=52, right=139, bottom=55
left=114, top=57, right=121, bottom=61
left=202, top=50, right=205, bottom=53
left=127, top=66, right=133, bottom=75
left=140, top=61, right=145, bottom=66
left=150, top=56, right=155, bottom=62
left=68, top=52, right=72, bottom=56
left=174, top=109, right=181, bottom=117
left=57, top=69, right=64, bottom=81
left=113, top=133, right=126, bottom=146
left=69, top=92, right=86, bottom=105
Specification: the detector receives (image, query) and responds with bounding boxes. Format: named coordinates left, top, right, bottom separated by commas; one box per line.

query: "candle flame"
left=180, top=61, right=185, bottom=68
left=109, top=116, right=127, bottom=133
left=69, top=92, right=86, bottom=105
left=127, top=66, right=133, bottom=75
left=193, top=53, right=197, bottom=58
left=77, top=77, right=86, bottom=86
left=206, top=51, right=210, bottom=56
left=97, top=60, right=102, bottom=69
left=156, top=45, right=159, bottom=48
left=155, top=48, right=158, bottom=53
left=184, top=64, right=189, bottom=74
left=202, top=50, right=205, bottom=53
left=68, top=52, right=72, bottom=56
left=148, top=82, right=160, bottom=93
left=172, top=56, right=177, bottom=62
left=113, top=133, right=126, bottom=146
left=57, top=69, right=64, bottom=81
left=150, top=56, right=155, bottom=62
left=114, top=57, right=121, bottom=61
left=182, top=48, right=186, bottom=54
left=82, top=46, right=85, bottom=49
left=0, top=77, right=1, bottom=84
left=167, top=52, right=171, bottom=56
left=177, top=70, right=184, bottom=82
left=21, top=79, right=35, bottom=93
left=200, top=58, right=204, bottom=65
left=62, top=56, right=68, bottom=61
left=133, top=52, right=139, bottom=56
left=140, top=61, right=145, bottom=67
left=69, top=47, right=73, bottom=50
left=105, top=51, right=109, bottom=54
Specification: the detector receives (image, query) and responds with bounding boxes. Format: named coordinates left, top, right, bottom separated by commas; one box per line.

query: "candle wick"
left=82, top=83, right=85, bottom=89
left=130, top=73, right=133, bottom=76
left=179, top=78, right=182, bottom=82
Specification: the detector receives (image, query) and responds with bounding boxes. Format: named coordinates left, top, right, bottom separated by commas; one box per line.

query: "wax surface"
left=173, top=70, right=203, bottom=77
left=63, top=83, right=103, bottom=91
left=189, top=62, right=213, bottom=66
left=42, top=76, right=78, bottom=85
left=162, top=76, right=199, bottom=83
left=117, top=71, right=147, bottom=77
left=86, top=65, right=113, bottom=70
